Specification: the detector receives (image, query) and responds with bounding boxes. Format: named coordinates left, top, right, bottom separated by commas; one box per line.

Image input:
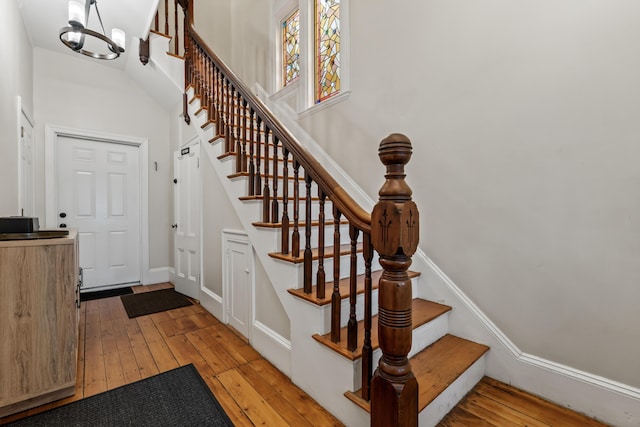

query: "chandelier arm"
left=93, top=1, right=108, bottom=37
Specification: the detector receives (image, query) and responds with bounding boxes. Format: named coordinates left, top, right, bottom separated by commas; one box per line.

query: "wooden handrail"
left=181, top=1, right=371, bottom=233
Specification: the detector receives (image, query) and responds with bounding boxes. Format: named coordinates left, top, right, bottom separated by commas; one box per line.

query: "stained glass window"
left=283, top=9, right=300, bottom=87
left=315, top=0, right=340, bottom=103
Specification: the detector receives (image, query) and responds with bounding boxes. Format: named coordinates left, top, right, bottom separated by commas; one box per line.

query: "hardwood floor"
left=0, top=283, right=343, bottom=426
left=438, top=377, right=610, bottom=427
left=0, top=283, right=612, bottom=426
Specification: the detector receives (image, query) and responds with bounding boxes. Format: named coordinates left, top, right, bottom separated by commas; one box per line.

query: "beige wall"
left=201, top=0, right=640, bottom=388
left=33, top=48, right=172, bottom=269
left=0, top=0, right=33, bottom=216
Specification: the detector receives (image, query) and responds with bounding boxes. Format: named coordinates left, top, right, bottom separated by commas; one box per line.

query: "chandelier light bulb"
left=111, top=28, right=126, bottom=51
left=68, top=0, right=86, bottom=28
left=67, top=31, right=82, bottom=46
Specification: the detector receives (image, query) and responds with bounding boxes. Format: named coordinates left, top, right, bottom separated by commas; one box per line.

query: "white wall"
left=0, top=0, right=33, bottom=216
left=193, top=0, right=232, bottom=66
left=198, top=0, right=640, bottom=391
left=33, top=48, right=172, bottom=270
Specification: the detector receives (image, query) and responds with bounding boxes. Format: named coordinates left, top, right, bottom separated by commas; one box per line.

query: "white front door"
left=224, top=232, right=252, bottom=339
left=173, top=144, right=200, bottom=299
left=19, top=111, right=35, bottom=216
left=56, top=136, right=141, bottom=290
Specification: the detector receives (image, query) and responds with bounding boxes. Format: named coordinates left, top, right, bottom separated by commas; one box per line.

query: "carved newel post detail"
left=370, top=134, right=419, bottom=427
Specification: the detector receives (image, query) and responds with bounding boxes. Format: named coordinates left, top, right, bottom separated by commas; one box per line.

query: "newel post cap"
left=371, top=133, right=419, bottom=257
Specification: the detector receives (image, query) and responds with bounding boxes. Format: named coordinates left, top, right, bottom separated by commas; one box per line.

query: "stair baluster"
left=362, top=231, right=373, bottom=401
left=271, top=137, right=279, bottom=223
left=331, top=207, right=342, bottom=342
left=248, top=109, right=256, bottom=196
left=174, top=0, right=179, bottom=56
left=215, top=67, right=222, bottom=138
left=254, top=118, right=262, bottom=196
left=303, top=172, right=313, bottom=293
left=316, top=191, right=326, bottom=299
left=224, top=79, right=231, bottom=152
left=281, top=148, right=290, bottom=254
left=234, top=89, right=242, bottom=170
left=204, top=58, right=211, bottom=117
left=347, top=225, right=359, bottom=352
left=292, top=161, right=300, bottom=257
left=164, top=0, right=169, bottom=35
left=241, top=100, right=248, bottom=172
left=262, top=128, right=271, bottom=223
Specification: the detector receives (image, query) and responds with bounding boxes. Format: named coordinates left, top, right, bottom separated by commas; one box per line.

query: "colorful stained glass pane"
left=282, top=9, right=300, bottom=87
left=315, top=0, right=340, bottom=102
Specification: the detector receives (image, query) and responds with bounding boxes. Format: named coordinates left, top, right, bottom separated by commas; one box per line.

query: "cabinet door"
left=0, top=238, right=78, bottom=417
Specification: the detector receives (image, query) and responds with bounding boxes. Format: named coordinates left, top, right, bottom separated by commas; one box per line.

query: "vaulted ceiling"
left=17, top=0, right=158, bottom=68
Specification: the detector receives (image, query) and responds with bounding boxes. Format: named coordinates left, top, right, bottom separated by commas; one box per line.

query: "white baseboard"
left=200, top=287, right=224, bottom=321
left=420, top=251, right=640, bottom=427
left=252, top=320, right=292, bottom=377
left=144, top=266, right=171, bottom=285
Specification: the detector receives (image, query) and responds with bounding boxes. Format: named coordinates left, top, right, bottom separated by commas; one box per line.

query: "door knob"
left=59, top=212, right=67, bottom=218
left=59, top=223, right=67, bottom=228
left=171, top=224, right=178, bottom=228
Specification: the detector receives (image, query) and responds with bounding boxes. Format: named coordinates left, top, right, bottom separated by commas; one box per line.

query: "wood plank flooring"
left=0, top=283, right=343, bottom=426
left=0, top=283, right=612, bottom=426
left=438, top=377, right=610, bottom=427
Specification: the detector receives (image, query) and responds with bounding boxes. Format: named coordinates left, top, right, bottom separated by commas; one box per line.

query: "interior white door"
left=224, top=235, right=252, bottom=339
left=56, top=136, right=141, bottom=290
left=173, top=144, right=200, bottom=299
left=19, top=112, right=35, bottom=216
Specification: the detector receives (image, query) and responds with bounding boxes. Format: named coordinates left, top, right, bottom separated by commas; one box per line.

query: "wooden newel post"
left=370, top=133, right=419, bottom=427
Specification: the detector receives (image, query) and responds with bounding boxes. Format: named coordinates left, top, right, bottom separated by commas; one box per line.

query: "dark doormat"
left=120, top=288, right=193, bottom=318
left=80, top=286, right=133, bottom=302
left=7, top=364, right=233, bottom=426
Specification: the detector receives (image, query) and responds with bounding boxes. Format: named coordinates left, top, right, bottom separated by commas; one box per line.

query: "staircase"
left=146, top=1, right=490, bottom=426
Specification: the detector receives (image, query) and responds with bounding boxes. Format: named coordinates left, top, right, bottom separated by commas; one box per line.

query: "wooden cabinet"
left=0, top=230, right=79, bottom=417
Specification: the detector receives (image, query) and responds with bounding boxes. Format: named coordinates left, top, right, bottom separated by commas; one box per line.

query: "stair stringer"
left=125, top=32, right=184, bottom=112
left=253, top=84, right=640, bottom=427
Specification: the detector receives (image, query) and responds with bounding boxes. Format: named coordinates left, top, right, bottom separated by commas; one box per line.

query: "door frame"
left=44, top=124, right=150, bottom=284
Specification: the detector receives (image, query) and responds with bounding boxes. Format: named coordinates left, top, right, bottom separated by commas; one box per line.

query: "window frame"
left=272, top=0, right=350, bottom=116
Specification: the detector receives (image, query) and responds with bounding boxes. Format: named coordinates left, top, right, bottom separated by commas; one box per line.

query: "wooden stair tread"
left=344, top=334, right=489, bottom=413
left=166, top=51, right=184, bottom=60
left=269, top=243, right=361, bottom=264
left=150, top=29, right=172, bottom=39
left=288, top=270, right=421, bottom=306
left=313, top=299, right=451, bottom=361
left=413, top=334, right=489, bottom=410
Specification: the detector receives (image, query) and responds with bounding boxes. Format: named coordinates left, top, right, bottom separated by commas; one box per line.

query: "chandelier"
left=59, top=0, right=125, bottom=60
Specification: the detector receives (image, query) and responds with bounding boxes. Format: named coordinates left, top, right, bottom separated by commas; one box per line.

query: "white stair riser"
left=419, top=355, right=486, bottom=427
left=347, top=310, right=451, bottom=391
left=316, top=288, right=379, bottom=333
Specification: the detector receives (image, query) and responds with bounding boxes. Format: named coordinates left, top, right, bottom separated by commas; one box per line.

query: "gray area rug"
left=120, top=288, right=193, bottom=318
left=8, top=364, right=233, bottom=426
